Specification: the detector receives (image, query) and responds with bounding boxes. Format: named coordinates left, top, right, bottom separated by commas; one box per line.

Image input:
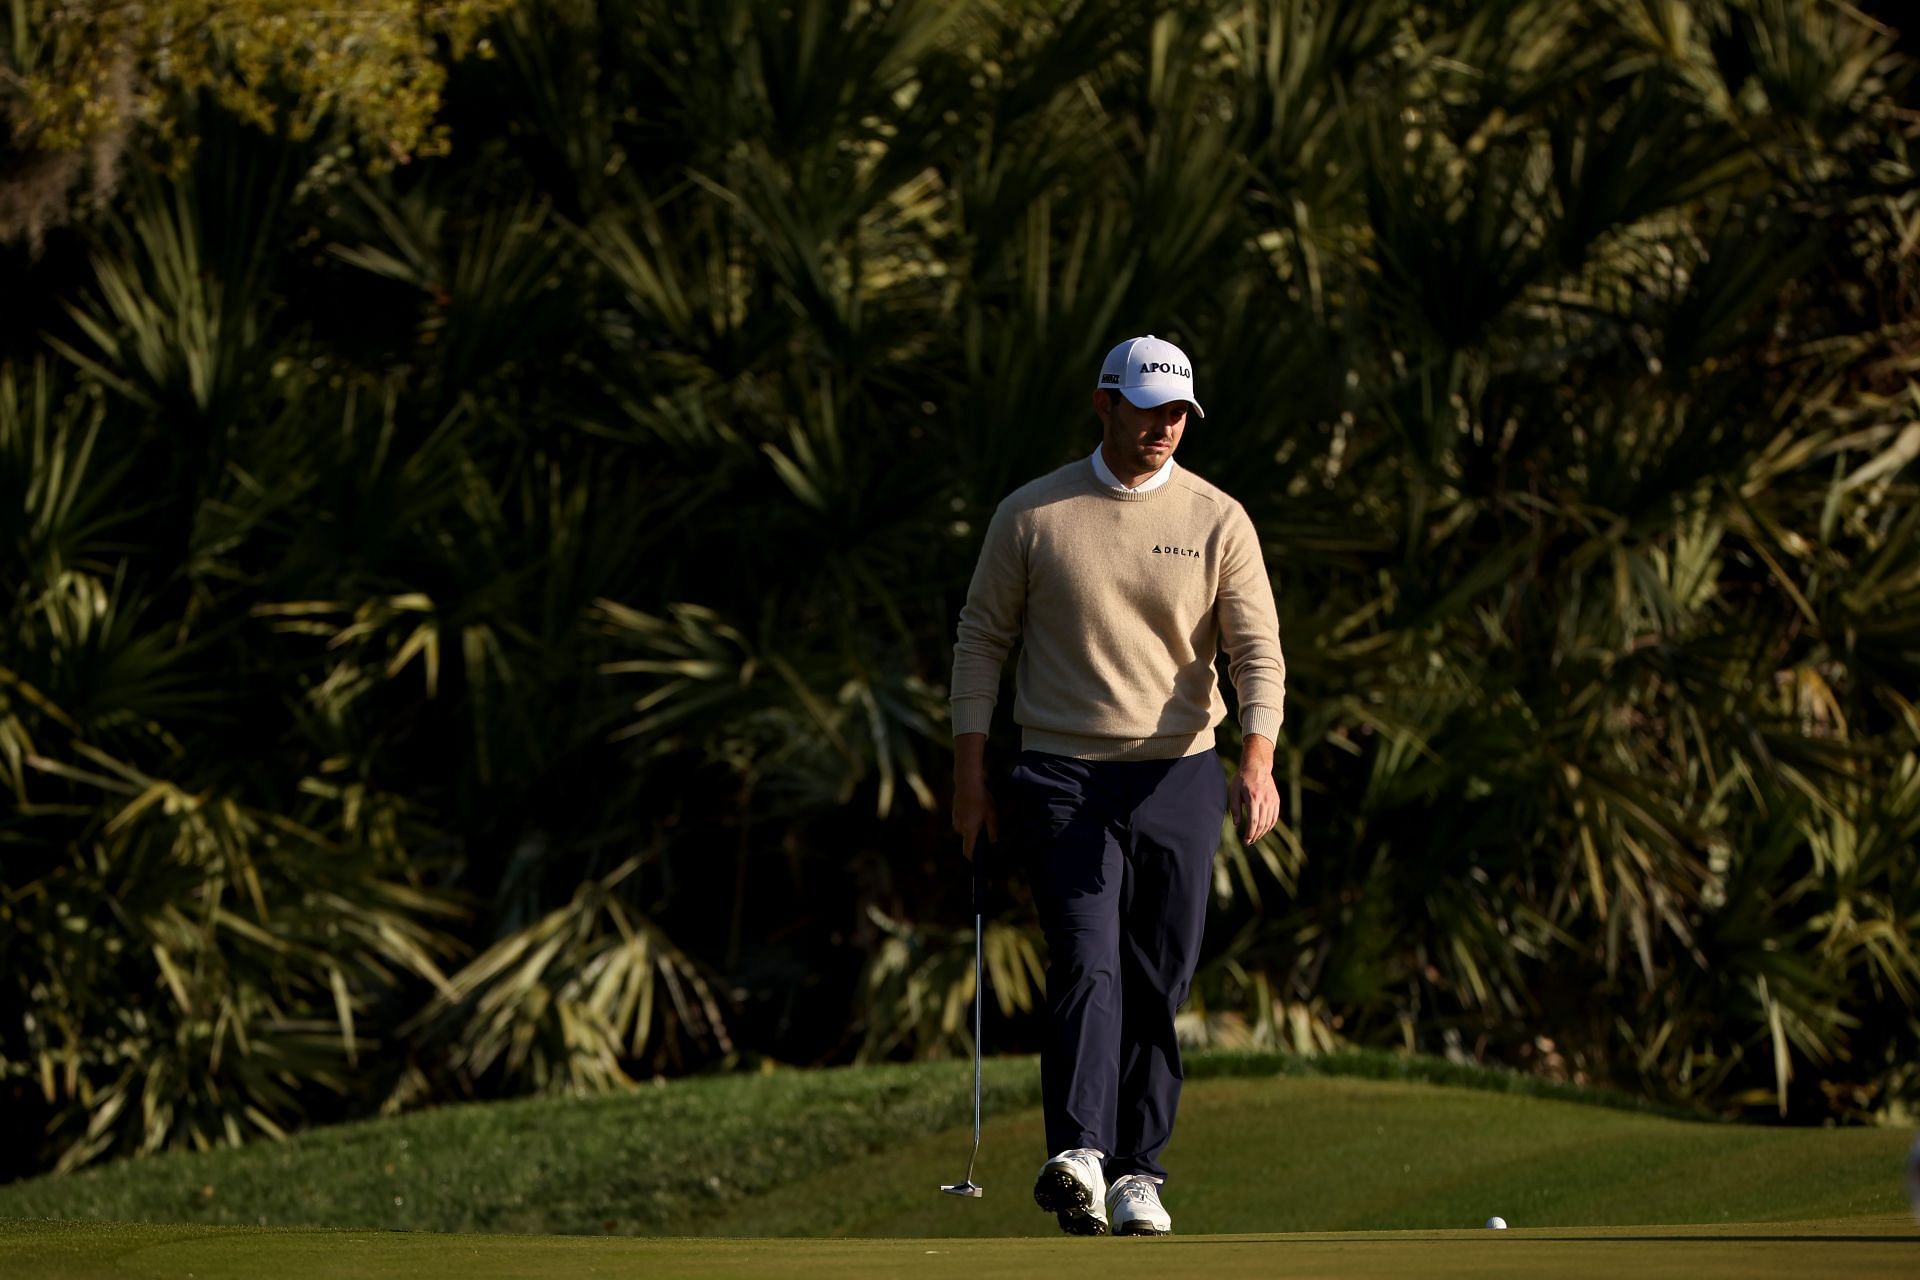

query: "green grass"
left=0, top=1058, right=1042, bottom=1235
left=1181, top=1047, right=1698, bottom=1117
left=702, top=1074, right=1910, bottom=1237
left=5, top=1054, right=1917, bottom=1278
left=5, top=1217, right=1918, bottom=1280
left=0, top=1051, right=1911, bottom=1241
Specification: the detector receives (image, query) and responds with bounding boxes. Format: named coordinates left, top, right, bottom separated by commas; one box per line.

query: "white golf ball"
left=1485, top=1216, right=1508, bottom=1230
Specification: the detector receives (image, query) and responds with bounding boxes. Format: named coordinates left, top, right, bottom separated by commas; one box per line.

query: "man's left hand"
left=1229, top=734, right=1281, bottom=845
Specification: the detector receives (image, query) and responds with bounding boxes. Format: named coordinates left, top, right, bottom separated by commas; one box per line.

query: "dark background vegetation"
left=3, top=0, right=1917, bottom=1182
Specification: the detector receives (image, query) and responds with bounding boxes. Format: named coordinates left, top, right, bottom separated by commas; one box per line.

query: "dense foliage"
left=2, top=0, right=1916, bottom=1180
left=0, top=0, right=513, bottom=245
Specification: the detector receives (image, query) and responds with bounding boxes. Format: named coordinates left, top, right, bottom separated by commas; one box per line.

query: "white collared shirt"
left=1089, top=445, right=1175, bottom=494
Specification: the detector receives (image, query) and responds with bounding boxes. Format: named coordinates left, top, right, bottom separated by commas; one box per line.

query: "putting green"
left=698, top=1076, right=1913, bottom=1236
left=4, top=1071, right=1912, bottom=1239
left=4, top=1216, right=1917, bottom=1279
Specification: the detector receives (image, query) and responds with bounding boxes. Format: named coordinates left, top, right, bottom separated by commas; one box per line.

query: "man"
left=949, top=334, right=1285, bottom=1237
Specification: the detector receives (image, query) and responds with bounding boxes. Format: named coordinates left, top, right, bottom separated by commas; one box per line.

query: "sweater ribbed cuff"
left=1240, top=705, right=1283, bottom=744
left=950, top=697, right=995, bottom=738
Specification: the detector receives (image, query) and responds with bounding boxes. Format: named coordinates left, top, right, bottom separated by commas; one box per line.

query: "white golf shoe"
left=1033, top=1147, right=1108, bottom=1236
left=1107, top=1173, right=1172, bottom=1235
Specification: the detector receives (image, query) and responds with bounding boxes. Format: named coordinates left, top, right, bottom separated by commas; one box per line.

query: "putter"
left=939, top=842, right=986, bottom=1198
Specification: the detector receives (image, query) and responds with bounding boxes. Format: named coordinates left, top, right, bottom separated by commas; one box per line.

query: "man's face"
left=1095, top=391, right=1188, bottom=476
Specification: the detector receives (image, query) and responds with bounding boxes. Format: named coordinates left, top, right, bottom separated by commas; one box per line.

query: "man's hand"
left=1229, top=733, right=1281, bottom=846
left=952, top=732, right=999, bottom=860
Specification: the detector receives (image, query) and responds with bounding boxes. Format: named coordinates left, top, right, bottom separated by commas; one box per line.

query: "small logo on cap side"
left=1100, top=373, right=1120, bottom=384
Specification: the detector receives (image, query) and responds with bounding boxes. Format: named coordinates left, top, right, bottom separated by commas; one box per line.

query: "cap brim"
left=1119, top=386, right=1204, bottom=418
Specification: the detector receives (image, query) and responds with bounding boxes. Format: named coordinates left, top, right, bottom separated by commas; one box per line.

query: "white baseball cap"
left=1094, top=334, right=1204, bottom=418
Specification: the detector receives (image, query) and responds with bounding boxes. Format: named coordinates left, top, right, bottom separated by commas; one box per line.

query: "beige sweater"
left=951, top=457, right=1286, bottom=761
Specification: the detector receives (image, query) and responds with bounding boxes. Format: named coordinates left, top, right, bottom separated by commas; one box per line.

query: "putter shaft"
left=969, top=904, right=982, bottom=1169
left=940, top=855, right=987, bottom=1197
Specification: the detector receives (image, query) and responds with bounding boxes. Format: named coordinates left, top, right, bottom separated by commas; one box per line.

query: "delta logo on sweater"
left=1153, top=545, right=1200, bottom=558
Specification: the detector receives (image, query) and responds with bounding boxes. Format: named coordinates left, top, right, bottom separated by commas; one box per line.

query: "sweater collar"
left=1089, top=446, right=1176, bottom=494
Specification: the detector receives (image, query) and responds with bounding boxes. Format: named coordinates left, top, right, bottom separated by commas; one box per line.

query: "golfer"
left=949, top=334, right=1285, bottom=1236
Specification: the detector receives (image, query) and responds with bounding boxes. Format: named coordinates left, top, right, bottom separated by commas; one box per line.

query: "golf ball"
left=1486, top=1216, right=1508, bottom=1230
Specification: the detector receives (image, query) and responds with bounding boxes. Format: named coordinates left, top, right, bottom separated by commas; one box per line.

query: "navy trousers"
left=1008, top=748, right=1227, bottom=1185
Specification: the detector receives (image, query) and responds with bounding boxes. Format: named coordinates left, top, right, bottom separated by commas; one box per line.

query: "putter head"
left=939, top=1180, right=984, bottom=1198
